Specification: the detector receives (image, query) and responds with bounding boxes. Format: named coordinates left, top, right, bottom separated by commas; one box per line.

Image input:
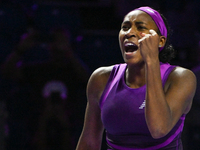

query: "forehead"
left=123, top=10, right=155, bottom=25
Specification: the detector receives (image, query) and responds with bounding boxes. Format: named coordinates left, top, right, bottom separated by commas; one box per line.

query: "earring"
left=159, top=45, right=162, bottom=47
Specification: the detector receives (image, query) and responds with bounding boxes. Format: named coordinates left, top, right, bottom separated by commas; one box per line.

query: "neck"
left=125, top=63, right=146, bottom=88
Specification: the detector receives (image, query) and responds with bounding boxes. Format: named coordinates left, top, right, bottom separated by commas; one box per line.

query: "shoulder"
left=87, top=65, right=114, bottom=103
left=170, top=66, right=196, bottom=82
left=166, top=66, right=196, bottom=98
left=166, top=66, right=196, bottom=88
left=166, top=66, right=197, bottom=114
left=89, top=65, right=114, bottom=85
left=93, top=65, right=114, bottom=77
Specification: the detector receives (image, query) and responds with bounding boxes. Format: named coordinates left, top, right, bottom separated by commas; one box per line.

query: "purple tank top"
left=100, top=63, right=185, bottom=150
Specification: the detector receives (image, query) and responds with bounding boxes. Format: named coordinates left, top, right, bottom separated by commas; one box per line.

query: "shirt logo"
left=139, top=100, right=146, bottom=109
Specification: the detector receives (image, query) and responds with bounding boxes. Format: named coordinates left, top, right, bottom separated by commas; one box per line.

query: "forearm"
left=145, top=60, right=172, bottom=138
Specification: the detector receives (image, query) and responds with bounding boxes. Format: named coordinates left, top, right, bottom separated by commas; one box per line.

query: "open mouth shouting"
left=124, top=42, right=138, bottom=53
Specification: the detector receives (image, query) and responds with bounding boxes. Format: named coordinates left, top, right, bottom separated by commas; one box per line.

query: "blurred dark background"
left=0, top=0, right=200, bottom=149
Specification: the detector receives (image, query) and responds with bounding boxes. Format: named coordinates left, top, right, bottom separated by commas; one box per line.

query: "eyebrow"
left=135, top=21, right=147, bottom=25
left=122, top=20, right=147, bottom=25
left=122, top=20, right=130, bottom=24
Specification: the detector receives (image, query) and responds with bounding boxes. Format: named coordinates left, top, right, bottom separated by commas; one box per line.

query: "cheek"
left=118, top=35, right=123, bottom=47
left=119, top=32, right=125, bottom=44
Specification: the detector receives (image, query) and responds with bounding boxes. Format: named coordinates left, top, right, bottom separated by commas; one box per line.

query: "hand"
left=138, top=29, right=160, bottom=63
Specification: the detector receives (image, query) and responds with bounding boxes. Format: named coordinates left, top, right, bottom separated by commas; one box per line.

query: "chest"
left=101, top=81, right=148, bottom=135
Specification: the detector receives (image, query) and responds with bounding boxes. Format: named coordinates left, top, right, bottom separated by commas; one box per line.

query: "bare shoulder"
left=167, top=66, right=197, bottom=89
left=170, top=66, right=196, bottom=82
left=87, top=65, right=114, bottom=103
left=92, top=65, right=114, bottom=79
left=165, top=66, right=197, bottom=114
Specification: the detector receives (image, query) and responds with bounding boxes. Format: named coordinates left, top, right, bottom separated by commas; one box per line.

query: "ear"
left=158, top=36, right=166, bottom=48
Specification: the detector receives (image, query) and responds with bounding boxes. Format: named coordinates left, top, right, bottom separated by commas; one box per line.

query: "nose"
left=125, top=27, right=137, bottom=39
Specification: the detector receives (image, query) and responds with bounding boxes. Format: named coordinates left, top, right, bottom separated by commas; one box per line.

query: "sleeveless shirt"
left=99, top=63, right=185, bottom=150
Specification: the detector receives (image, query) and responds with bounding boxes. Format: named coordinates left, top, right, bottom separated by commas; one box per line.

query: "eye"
left=137, top=26, right=147, bottom=30
left=121, top=25, right=129, bottom=31
left=121, top=21, right=131, bottom=31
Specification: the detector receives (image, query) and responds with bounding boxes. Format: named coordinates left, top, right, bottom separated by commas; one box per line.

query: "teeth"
left=124, top=42, right=138, bottom=52
left=125, top=43, right=134, bottom=46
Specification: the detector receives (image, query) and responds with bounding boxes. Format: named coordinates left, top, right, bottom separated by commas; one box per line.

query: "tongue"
left=125, top=43, right=138, bottom=52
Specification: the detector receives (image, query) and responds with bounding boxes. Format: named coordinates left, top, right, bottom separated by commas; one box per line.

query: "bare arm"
left=139, top=30, right=197, bottom=139
left=76, top=66, right=112, bottom=150
left=145, top=61, right=196, bottom=138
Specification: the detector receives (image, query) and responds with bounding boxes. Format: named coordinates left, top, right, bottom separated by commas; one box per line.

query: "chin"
left=125, top=59, right=144, bottom=66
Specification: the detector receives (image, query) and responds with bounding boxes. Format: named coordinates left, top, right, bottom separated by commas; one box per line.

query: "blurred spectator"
left=1, top=26, right=89, bottom=149
left=0, top=0, right=27, bottom=65
left=33, top=81, right=72, bottom=149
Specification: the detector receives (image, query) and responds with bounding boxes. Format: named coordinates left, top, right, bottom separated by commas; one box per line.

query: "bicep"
left=83, top=101, right=104, bottom=138
left=82, top=71, right=106, bottom=142
left=77, top=100, right=104, bottom=150
left=76, top=70, right=107, bottom=150
left=165, top=68, right=196, bottom=122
